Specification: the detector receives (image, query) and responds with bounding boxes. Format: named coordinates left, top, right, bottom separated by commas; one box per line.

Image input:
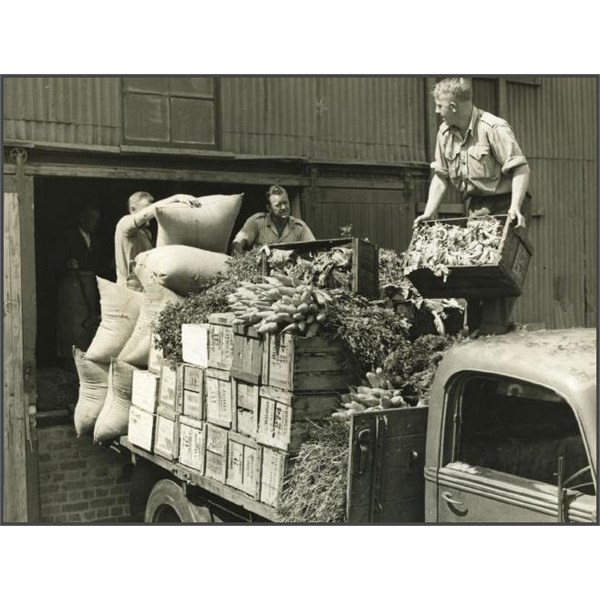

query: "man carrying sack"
left=414, top=77, right=532, bottom=337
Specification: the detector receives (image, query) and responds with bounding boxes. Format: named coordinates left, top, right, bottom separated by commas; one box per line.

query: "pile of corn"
left=227, top=274, right=331, bottom=336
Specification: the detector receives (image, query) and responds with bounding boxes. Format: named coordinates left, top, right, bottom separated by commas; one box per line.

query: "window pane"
left=169, top=77, right=214, bottom=96
left=123, top=77, right=169, bottom=93
left=170, top=97, right=215, bottom=144
left=124, top=93, right=169, bottom=142
left=448, top=376, right=591, bottom=489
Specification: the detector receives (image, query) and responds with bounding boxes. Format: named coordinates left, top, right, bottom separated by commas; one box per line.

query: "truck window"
left=444, top=375, right=594, bottom=493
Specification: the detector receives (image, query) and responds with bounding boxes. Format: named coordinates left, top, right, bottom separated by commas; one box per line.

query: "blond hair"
left=432, top=77, right=473, bottom=103
left=128, top=191, right=154, bottom=213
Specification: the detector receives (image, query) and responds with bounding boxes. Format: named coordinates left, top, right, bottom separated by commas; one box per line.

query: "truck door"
left=347, top=406, right=428, bottom=523
left=435, top=374, right=596, bottom=523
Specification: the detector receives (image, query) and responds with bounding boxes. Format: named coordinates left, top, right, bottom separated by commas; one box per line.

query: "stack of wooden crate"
left=127, top=312, right=353, bottom=510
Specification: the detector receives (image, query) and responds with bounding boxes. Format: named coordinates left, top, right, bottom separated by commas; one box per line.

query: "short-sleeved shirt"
left=114, top=214, right=153, bottom=290
left=431, top=106, right=528, bottom=197
left=233, top=213, right=316, bottom=247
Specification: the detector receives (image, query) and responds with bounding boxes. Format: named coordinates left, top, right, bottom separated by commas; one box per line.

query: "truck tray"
left=406, top=216, right=533, bottom=299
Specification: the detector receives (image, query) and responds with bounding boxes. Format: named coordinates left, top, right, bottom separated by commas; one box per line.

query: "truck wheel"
left=144, top=479, right=223, bottom=523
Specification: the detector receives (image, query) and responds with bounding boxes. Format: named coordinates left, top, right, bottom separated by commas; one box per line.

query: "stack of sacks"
left=73, top=280, right=142, bottom=437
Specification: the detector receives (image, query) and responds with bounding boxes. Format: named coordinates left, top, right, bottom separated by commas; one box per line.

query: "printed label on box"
left=183, top=389, right=203, bottom=421
left=179, top=422, right=204, bottom=473
left=205, top=424, right=228, bottom=455
left=159, top=364, right=178, bottom=412
left=154, top=414, right=178, bottom=459
left=128, top=406, right=155, bottom=452
left=183, top=364, right=203, bottom=393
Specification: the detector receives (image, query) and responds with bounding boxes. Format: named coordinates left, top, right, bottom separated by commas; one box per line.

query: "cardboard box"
left=128, top=405, right=155, bottom=452
left=206, top=368, right=233, bottom=428
left=182, top=323, right=209, bottom=368
left=153, top=408, right=179, bottom=461
left=204, top=423, right=228, bottom=483
left=227, top=432, right=259, bottom=497
left=131, top=370, right=160, bottom=413
left=178, top=416, right=205, bottom=473
left=158, top=362, right=182, bottom=413
left=208, top=313, right=235, bottom=370
left=148, top=332, right=164, bottom=374
left=232, top=379, right=259, bottom=438
left=257, top=386, right=340, bottom=453
left=231, top=323, right=263, bottom=384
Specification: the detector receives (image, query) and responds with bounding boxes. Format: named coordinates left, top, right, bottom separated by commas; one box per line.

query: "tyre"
left=144, top=479, right=223, bottom=523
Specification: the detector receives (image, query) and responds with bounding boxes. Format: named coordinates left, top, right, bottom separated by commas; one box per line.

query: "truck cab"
left=424, top=327, right=596, bottom=523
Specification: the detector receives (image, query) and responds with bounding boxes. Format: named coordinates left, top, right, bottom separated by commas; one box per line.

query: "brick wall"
left=37, top=425, right=133, bottom=523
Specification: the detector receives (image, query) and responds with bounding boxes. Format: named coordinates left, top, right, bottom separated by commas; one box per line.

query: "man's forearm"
left=510, top=164, right=530, bottom=210
left=423, top=173, right=448, bottom=218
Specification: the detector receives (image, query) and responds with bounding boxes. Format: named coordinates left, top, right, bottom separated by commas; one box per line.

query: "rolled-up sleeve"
left=116, top=214, right=140, bottom=238
left=233, top=216, right=258, bottom=245
left=488, top=124, right=528, bottom=174
left=431, top=132, right=450, bottom=179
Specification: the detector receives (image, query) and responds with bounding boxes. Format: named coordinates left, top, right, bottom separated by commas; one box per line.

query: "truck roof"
left=433, top=327, right=597, bottom=472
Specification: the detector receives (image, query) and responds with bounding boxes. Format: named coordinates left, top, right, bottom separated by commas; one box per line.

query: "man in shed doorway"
left=114, top=191, right=201, bottom=290
left=414, top=77, right=532, bottom=337
left=231, top=185, right=315, bottom=255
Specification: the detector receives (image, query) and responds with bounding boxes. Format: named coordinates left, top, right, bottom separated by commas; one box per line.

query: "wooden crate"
left=262, top=332, right=352, bottom=392
left=232, top=379, right=259, bottom=438
left=158, top=362, right=182, bottom=414
left=204, top=423, right=228, bottom=483
left=262, top=237, right=379, bottom=299
left=128, top=406, right=155, bottom=452
left=206, top=368, right=233, bottom=428
left=148, top=332, right=164, bottom=374
left=178, top=415, right=205, bottom=473
left=231, top=323, right=263, bottom=385
left=182, top=323, right=210, bottom=368
left=181, top=363, right=205, bottom=421
left=208, top=313, right=235, bottom=371
left=131, top=370, right=160, bottom=413
left=257, top=386, right=340, bottom=453
left=258, top=445, right=290, bottom=509
left=406, top=216, right=534, bottom=299
left=226, top=432, right=260, bottom=497
left=153, top=408, right=179, bottom=461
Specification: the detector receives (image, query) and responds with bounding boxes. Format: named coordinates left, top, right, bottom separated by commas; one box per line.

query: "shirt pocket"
left=467, top=144, right=496, bottom=180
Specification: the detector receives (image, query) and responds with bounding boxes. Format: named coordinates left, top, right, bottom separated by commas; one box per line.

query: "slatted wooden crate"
left=181, top=323, right=210, bottom=368
left=258, top=445, right=289, bottom=509
left=257, top=386, right=340, bottom=453
left=128, top=405, right=155, bottom=452
left=232, top=379, right=259, bottom=438
left=226, top=432, right=260, bottom=497
left=178, top=415, right=205, bottom=473
left=231, top=323, right=263, bottom=385
left=262, top=332, right=352, bottom=392
left=204, top=424, right=229, bottom=483
left=208, top=313, right=235, bottom=371
left=131, top=370, right=160, bottom=413
left=406, top=216, right=533, bottom=298
left=181, top=363, right=205, bottom=421
left=261, top=237, right=379, bottom=299
left=153, top=407, right=179, bottom=461
left=206, top=368, right=233, bottom=428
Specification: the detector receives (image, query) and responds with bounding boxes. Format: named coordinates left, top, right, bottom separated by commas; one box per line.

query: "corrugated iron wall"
left=505, top=77, right=596, bottom=328
left=3, top=77, right=121, bottom=147
left=220, top=77, right=428, bottom=163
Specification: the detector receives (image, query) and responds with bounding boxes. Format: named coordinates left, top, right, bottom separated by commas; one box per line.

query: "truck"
left=120, top=327, right=596, bottom=524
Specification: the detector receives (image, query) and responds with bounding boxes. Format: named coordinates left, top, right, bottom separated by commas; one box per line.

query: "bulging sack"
left=155, top=193, right=243, bottom=253
left=118, top=281, right=182, bottom=368
left=85, top=278, right=143, bottom=363
left=73, top=347, right=109, bottom=436
left=94, top=359, right=139, bottom=443
left=133, top=245, right=229, bottom=295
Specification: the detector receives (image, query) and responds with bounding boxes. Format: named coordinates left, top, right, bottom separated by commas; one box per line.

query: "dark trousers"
left=465, top=192, right=532, bottom=335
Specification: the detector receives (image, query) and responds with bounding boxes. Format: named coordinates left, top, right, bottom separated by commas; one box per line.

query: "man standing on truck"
left=231, top=185, right=315, bottom=255
left=114, top=191, right=200, bottom=290
left=414, top=77, right=532, bottom=336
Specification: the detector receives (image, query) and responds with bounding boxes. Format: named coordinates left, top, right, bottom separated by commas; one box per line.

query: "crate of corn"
left=404, top=215, right=532, bottom=299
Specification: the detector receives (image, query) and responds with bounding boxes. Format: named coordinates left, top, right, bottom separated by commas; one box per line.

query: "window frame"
left=121, top=76, right=221, bottom=149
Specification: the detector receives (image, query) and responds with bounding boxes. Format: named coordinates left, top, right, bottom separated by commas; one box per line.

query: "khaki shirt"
left=114, top=214, right=153, bottom=290
left=233, top=213, right=316, bottom=247
left=431, top=106, right=528, bottom=197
